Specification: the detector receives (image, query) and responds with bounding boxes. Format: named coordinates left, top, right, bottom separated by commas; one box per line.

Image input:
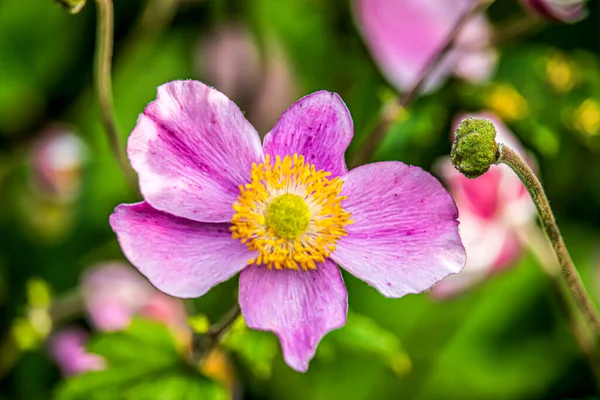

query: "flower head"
left=48, top=263, right=190, bottom=376
left=30, top=124, right=87, bottom=202
left=432, top=112, right=535, bottom=298
left=519, top=0, right=588, bottom=23
left=110, top=80, right=466, bottom=371
left=82, top=262, right=188, bottom=336
left=353, top=0, right=497, bottom=93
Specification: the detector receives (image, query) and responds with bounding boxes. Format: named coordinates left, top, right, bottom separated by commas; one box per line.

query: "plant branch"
left=517, top=224, right=600, bottom=382
left=497, top=144, right=600, bottom=337
left=191, top=304, right=241, bottom=365
left=94, top=0, right=136, bottom=189
left=350, top=0, right=493, bottom=168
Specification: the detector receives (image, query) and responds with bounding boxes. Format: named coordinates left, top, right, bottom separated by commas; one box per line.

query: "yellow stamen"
left=230, top=154, right=352, bottom=271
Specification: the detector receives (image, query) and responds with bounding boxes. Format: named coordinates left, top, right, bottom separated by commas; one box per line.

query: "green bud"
left=451, top=117, right=498, bottom=179
left=54, top=0, right=87, bottom=14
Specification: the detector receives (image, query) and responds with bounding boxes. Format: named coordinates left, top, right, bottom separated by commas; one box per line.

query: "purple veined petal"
left=331, top=162, right=466, bottom=298
left=262, top=91, right=353, bottom=177
left=110, top=202, right=255, bottom=298
left=129, top=80, right=263, bottom=223
left=238, top=259, right=348, bottom=372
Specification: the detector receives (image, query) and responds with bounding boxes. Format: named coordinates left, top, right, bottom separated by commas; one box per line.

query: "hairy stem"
left=94, top=0, right=136, bottom=188
left=350, top=0, right=493, bottom=168
left=497, top=144, right=600, bottom=337
left=517, top=224, right=600, bottom=382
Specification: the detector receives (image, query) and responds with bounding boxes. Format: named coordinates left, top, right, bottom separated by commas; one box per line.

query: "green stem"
left=191, top=304, right=241, bottom=365
left=350, top=0, right=494, bottom=168
left=517, top=224, right=600, bottom=382
left=497, top=144, right=600, bottom=337
left=94, top=0, right=136, bottom=189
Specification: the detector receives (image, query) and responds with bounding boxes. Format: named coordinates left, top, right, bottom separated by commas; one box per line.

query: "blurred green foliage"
left=1, top=0, right=600, bottom=399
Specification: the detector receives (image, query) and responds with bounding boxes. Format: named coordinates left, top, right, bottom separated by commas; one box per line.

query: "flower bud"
left=54, top=0, right=87, bottom=14
left=519, top=0, right=587, bottom=23
left=451, top=117, right=498, bottom=179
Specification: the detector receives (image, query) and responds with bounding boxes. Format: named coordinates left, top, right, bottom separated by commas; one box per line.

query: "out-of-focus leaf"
left=221, top=317, right=278, bottom=379
left=54, top=0, right=87, bottom=14
left=326, top=312, right=411, bottom=376
left=54, top=319, right=227, bottom=400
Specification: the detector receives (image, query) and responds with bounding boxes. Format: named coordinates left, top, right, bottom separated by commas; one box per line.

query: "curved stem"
left=94, top=0, right=137, bottom=189
left=517, top=224, right=600, bottom=382
left=497, top=144, right=600, bottom=336
left=350, top=0, right=493, bottom=168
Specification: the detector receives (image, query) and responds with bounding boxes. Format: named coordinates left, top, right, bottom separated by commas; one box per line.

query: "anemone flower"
left=110, top=80, right=466, bottom=372
left=431, top=112, right=535, bottom=298
left=354, top=0, right=497, bottom=94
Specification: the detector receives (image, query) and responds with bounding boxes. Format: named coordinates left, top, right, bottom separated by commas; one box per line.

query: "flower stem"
left=517, top=224, right=600, bottom=382
left=94, top=0, right=136, bottom=189
left=209, top=304, right=241, bottom=342
left=350, top=0, right=494, bottom=168
left=191, top=304, right=241, bottom=365
left=497, top=144, right=600, bottom=337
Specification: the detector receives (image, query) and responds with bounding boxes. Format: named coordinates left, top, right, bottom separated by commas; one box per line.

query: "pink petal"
left=238, top=259, right=348, bottom=372
left=331, top=162, right=466, bottom=297
left=519, top=0, right=587, bottom=23
left=354, top=0, right=474, bottom=92
left=430, top=211, right=521, bottom=298
left=48, top=328, right=106, bottom=376
left=129, top=80, right=263, bottom=223
left=82, top=263, right=154, bottom=331
left=110, top=202, right=254, bottom=298
left=262, top=91, right=353, bottom=177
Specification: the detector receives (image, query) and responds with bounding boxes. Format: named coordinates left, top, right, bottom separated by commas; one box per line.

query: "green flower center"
left=266, top=193, right=311, bottom=239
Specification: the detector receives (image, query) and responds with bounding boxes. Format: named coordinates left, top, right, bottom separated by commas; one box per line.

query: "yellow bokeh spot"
left=27, top=278, right=52, bottom=309
left=485, top=84, right=529, bottom=122
left=573, top=99, right=600, bottom=137
left=545, top=51, right=578, bottom=93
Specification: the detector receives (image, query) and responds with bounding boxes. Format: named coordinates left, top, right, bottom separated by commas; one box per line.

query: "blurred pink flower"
left=48, top=328, right=105, bottom=376
left=432, top=112, right=535, bottom=298
left=29, top=124, right=87, bottom=202
left=82, top=262, right=189, bottom=335
left=48, top=263, right=190, bottom=376
left=196, top=23, right=297, bottom=133
left=354, top=0, right=497, bottom=93
left=519, top=0, right=588, bottom=23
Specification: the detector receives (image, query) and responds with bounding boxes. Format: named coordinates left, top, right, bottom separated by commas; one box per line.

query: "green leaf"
left=54, top=319, right=227, bottom=400
left=327, top=312, right=411, bottom=376
left=221, top=318, right=278, bottom=379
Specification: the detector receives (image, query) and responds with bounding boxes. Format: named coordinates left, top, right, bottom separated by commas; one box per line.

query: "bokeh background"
left=1, top=0, right=600, bottom=399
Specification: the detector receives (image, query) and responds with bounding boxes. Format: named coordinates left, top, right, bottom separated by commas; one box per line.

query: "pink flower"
left=354, top=0, right=497, bottom=93
left=47, top=328, right=105, bottom=376
left=29, top=124, right=87, bottom=202
left=48, top=263, right=190, bottom=376
left=110, top=80, right=466, bottom=372
left=519, top=0, right=588, bottom=23
left=196, top=23, right=298, bottom=133
left=432, top=112, right=535, bottom=298
left=82, top=262, right=189, bottom=336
